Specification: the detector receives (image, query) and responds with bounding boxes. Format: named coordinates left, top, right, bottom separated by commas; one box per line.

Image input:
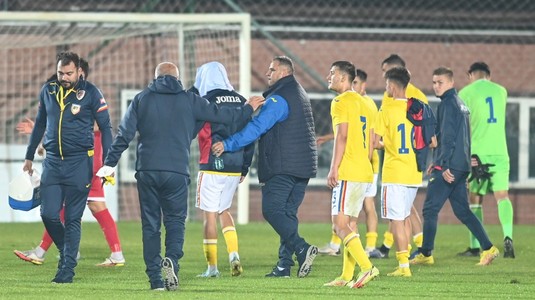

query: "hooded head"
left=194, top=61, right=234, bottom=97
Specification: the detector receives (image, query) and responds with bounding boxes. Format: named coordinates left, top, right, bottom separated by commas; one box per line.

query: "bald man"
left=98, top=62, right=264, bottom=291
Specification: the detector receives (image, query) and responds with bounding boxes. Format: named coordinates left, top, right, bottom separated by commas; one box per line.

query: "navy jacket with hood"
left=104, top=75, right=254, bottom=177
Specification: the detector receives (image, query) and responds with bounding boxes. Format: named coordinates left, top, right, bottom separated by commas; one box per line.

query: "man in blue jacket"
left=410, top=67, right=499, bottom=266
left=211, top=56, right=318, bottom=278
left=23, top=52, right=113, bottom=284
left=97, top=62, right=263, bottom=291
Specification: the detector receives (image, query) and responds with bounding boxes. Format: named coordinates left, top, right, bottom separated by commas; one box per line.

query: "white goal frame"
left=0, top=12, right=252, bottom=224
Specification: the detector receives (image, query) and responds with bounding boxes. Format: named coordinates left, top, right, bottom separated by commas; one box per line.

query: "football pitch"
left=1, top=221, right=534, bottom=299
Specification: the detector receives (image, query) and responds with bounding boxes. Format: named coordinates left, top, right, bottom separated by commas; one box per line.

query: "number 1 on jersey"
left=486, top=97, right=497, bottom=123
left=397, top=123, right=409, bottom=154
left=360, top=116, right=366, bottom=149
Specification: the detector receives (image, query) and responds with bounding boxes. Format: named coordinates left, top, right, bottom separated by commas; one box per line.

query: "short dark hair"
left=382, top=54, right=406, bottom=67
left=433, top=67, right=454, bottom=80
left=384, top=66, right=410, bottom=89
left=56, top=51, right=80, bottom=68
left=331, top=61, right=356, bottom=83
left=356, top=69, right=367, bottom=82
left=468, top=61, right=490, bottom=76
left=273, top=56, right=294, bottom=73
left=80, top=58, right=90, bottom=78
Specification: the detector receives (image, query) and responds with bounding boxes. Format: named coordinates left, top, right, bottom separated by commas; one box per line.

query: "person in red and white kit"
left=13, top=59, right=125, bottom=267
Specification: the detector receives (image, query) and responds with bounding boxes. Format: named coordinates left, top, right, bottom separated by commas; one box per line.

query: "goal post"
left=0, top=12, right=251, bottom=224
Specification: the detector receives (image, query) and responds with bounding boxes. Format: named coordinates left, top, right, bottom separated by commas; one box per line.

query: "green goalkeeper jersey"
left=459, top=79, right=508, bottom=156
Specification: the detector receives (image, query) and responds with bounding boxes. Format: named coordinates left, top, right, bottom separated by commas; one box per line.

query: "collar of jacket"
left=262, top=74, right=297, bottom=98
left=439, top=88, right=457, bottom=100
left=149, top=75, right=184, bottom=94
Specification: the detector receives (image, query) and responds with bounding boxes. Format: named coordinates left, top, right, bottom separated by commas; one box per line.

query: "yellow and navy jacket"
left=25, top=77, right=112, bottom=162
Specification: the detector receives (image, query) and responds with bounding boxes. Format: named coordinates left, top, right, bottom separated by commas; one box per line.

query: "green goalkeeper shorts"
left=469, top=155, right=510, bottom=195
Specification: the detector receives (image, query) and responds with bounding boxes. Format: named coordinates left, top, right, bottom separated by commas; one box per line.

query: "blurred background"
left=0, top=0, right=533, bottom=224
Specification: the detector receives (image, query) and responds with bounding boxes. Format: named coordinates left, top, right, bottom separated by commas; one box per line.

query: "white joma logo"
left=216, top=96, right=241, bottom=104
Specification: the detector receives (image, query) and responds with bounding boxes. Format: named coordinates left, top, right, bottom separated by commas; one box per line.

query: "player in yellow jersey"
left=323, top=61, right=379, bottom=289
left=317, top=69, right=382, bottom=258
left=373, top=67, right=423, bottom=277
left=377, top=54, right=425, bottom=259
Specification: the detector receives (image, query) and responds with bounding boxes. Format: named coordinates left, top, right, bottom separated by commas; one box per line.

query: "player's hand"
left=23, top=160, right=33, bottom=176
left=211, top=141, right=225, bottom=157
left=37, top=144, right=46, bottom=157
left=316, top=134, right=334, bottom=146
left=471, top=157, right=479, bottom=167
left=327, top=168, right=339, bottom=189
left=245, top=96, right=265, bottom=111
left=16, top=118, right=35, bottom=135
left=239, top=176, right=245, bottom=183
left=96, top=165, right=116, bottom=186
left=442, top=168, right=455, bottom=183
left=429, top=136, right=438, bottom=148
left=426, top=164, right=434, bottom=175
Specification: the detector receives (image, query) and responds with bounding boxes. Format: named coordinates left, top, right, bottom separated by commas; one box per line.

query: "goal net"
left=0, top=12, right=251, bottom=223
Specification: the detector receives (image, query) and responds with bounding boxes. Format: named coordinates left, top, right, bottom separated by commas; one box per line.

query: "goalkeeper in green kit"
left=458, top=62, right=515, bottom=258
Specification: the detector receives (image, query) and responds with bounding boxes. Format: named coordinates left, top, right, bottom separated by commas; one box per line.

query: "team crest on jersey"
left=76, top=90, right=85, bottom=100
left=71, top=104, right=81, bottom=115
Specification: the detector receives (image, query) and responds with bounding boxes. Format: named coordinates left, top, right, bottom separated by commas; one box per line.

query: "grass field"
left=1, top=221, right=534, bottom=299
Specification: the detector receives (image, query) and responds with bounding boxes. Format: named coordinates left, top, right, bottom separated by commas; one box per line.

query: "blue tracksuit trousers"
left=40, top=154, right=93, bottom=280
left=135, top=171, right=188, bottom=286
left=261, top=174, right=310, bottom=269
left=421, top=169, right=493, bottom=256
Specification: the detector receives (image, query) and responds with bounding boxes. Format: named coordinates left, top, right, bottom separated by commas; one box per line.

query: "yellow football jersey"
left=381, top=82, right=428, bottom=108
left=374, top=99, right=422, bottom=186
left=361, top=95, right=380, bottom=174
left=331, top=91, right=373, bottom=183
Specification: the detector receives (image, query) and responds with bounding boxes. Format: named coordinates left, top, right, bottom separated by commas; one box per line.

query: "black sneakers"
left=265, top=266, right=290, bottom=278
left=378, top=245, right=390, bottom=258
left=503, top=237, right=515, bottom=258
left=456, top=247, right=480, bottom=257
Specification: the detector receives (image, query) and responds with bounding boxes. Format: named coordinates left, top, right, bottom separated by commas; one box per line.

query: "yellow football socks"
left=222, top=226, right=239, bottom=254
left=413, top=232, right=423, bottom=248
left=366, top=232, right=378, bottom=249
left=344, top=232, right=372, bottom=271
left=203, top=239, right=218, bottom=266
left=383, top=231, right=394, bottom=249
left=341, top=247, right=357, bottom=281
left=331, top=230, right=342, bottom=247
left=396, top=250, right=410, bottom=268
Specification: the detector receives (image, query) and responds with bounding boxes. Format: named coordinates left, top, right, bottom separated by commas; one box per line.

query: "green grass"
left=1, top=221, right=534, bottom=299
